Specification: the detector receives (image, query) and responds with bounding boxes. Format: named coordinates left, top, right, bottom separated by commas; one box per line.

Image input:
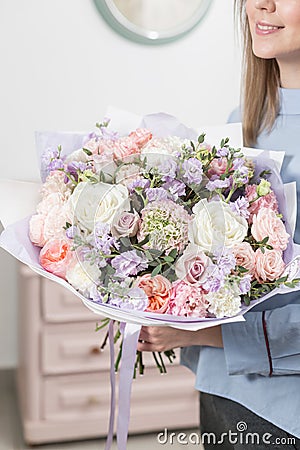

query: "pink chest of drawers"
left=17, top=264, right=198, bottom=444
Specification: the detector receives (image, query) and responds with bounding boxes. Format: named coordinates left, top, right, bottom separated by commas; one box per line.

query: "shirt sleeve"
left=221, top=304, right=300, bottom=377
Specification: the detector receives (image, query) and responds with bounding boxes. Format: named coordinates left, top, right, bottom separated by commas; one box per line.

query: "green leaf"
left=82, top=147, right=93, bottom=156
left=119, top=237, right=131, bottom=247
left=237, top=265, right=249, bottom=273
left=163, top=256, right=174, bottom=263
left=151, top=264, right=162, bottom=277
left=198, top=133, right=205, bottom=144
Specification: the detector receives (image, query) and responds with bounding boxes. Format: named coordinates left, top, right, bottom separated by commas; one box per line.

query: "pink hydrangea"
left=168, top=280, right=209, bottom=318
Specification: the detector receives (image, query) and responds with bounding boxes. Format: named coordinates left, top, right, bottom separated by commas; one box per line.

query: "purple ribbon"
left=105, top=321, right=116, bottom=450
left=105, top=321, right=141, bottom=450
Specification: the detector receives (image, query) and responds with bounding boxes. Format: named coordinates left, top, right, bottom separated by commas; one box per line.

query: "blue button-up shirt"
left=181, top=88, right=300, bottom=439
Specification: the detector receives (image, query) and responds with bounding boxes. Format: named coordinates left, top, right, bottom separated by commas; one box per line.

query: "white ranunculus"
left=66, top=260, right=101, bottom=296
left=189, top=199, right=248, bottom=252
left=69, top=181, right=130, bottom=231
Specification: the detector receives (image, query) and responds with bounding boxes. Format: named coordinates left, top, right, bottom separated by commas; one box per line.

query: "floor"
left=0, top=370, right=203, bottom=450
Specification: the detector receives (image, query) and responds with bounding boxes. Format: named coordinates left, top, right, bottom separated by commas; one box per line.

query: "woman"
left=138, top=1, right=300, bottom=448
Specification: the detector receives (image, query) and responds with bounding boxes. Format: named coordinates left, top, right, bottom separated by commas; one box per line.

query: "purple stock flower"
left=48, top=158, right=64, bottom=172
left=216, top=147, right=229, bottom=157
left=232, top=158, right=245, bottom=170
left=182, top=158, right=203, bottom=184
left=206, top=178, right=231, bottom=192
left=163, top=179, right=186, bottom=198
left=145, top=187, right=168, bottom=202
left=111, top=250, right=148, bottom=278
left=128, top=178, right=150, bottom=193
left=94, top=222, right=119, bottom=254
left=202, top=270, right=224, bottom=292
left=229, top=197, right=250, bottom=219
left=109, top=287, right=148, bottom=311
left=239, top=275, right=252, bottom=295
left=213, top=247, right=236, bottom=276
left=65, top=225, right=79, bottom=239
left=158, top=158, right=177, bottom=182
left=67, top=161, right=88, bottom=181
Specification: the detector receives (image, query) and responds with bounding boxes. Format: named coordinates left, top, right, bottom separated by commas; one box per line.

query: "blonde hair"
left=235, top=0, right=280, bottom=146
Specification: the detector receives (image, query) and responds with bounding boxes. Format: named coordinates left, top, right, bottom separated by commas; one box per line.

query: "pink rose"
left=129, top=128, right=152, bottom=148
left=168, top=280, right=209, bottom=318
left=254, top=248, right=285, bottom=282
left=41, top=170, right=71, bottom=198
left=233, top=242, right=256, bottom=278
left=112, top=137, right=140, bottom=161
left=246, top=185, right=278, bottom=223
left=175, top=243, right=213, bottom=285
left=207, top=157, right=228, bottom=177
left=39, top=238, right=74, bottom=279
left=136, top=274, right=172, bottom=313
left=111, top=210, right=140, bottom=238
left=251, top=207, right=290, bottom=251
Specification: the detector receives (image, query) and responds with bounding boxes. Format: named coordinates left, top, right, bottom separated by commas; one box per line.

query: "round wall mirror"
left=94, top=0, right=213, bottom=45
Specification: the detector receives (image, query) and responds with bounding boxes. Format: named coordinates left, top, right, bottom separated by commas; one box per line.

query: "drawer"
left=41, top=278, right=98, bottom=323
left=41, top=323, right=111, bottom=375
left=42, top=366, right=198, bottom=431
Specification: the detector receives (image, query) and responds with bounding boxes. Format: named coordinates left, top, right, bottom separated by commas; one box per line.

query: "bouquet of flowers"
left=1, top=110, right=300, bottom=450
left=28, top=118, right=299, bottom=322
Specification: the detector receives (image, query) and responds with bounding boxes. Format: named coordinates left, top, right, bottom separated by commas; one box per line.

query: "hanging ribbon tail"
left=117, top=322, right=142, bottom=450
left=105, top=321, right=116, bottom=450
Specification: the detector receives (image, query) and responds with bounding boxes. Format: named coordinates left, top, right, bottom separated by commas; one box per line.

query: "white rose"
left=66, top=260, right=101, bottom=296
left=69, top=181, right=130, bottom=231
left=206, top=284, right=241, bottom=318
left=65, top=148, right=89, bottom=164
left=189, top=199, right=248, bottom=252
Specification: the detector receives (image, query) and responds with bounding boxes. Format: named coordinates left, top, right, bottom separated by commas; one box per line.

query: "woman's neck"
left=277, top=59, right=300, bottom=89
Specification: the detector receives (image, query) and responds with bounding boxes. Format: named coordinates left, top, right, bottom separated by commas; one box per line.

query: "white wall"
left=0, top=0, right=241, bottom=368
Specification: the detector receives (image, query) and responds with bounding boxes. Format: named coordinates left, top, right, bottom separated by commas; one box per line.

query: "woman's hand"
left=137, top=325, right=223, bottom=352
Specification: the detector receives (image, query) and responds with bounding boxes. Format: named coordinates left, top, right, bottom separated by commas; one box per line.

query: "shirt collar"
left=279, top=88, right=300, bottom=115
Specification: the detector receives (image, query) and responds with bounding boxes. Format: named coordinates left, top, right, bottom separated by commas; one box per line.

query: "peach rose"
left=233, top=242, right=256, bottom=278
left=136, top=274, right=172, bottom=313
left=254, top=248, right=285, bottom=282
left=207, top=157, right=228, bottom=177
left=39, top=238, right=74, bottom=279
left=251, top=208, right=290, bottom=251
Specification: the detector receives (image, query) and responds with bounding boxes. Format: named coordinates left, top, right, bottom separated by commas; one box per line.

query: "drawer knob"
left=87, top=396, right=101, bottom=405
left=90, top=346, right=101, bottom=355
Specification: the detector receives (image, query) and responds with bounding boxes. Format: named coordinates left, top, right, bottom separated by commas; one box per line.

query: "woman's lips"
left=255, top=22, right=284, bottom=35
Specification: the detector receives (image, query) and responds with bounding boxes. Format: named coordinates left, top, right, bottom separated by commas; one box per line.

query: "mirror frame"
left=94, top=0, right=213, bottom=45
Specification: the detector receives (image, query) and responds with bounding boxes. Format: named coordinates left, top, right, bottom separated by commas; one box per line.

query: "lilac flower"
left=163, top=179, right=186, bottom=199
left=109, top=287, right=148, bottom=311
left=216, top=147, right=229, bottom=157
left=213, top=247, right=236, bottom=276
left=145, top=187, right=168, bottom=202
left=182, top=158, right=203, bottom=184
left=67, top=161, right=88, bottom=181
left=100, top=127, right=119, bottom=141
left=65, top=225, right=79, bottom=239
left=111, top=250, right=148, bottom=278
left=232, top=158, right=245, bottom=170
left=229, top=197, right=250, bottom=219
left=48, top=158, right=64, bottom=172
left=206, top=178, right=231, bottom=192
left=128, top=178, right=150, bottom=193
left=88, top=284, right=107, bottom=303
left=94, top=222, right=119, bottom=254
left=158, top=158, right=177, bottom=181
left=202, top=270, right=224, bottom=293
left=239, top=275, right=252, bottom=295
